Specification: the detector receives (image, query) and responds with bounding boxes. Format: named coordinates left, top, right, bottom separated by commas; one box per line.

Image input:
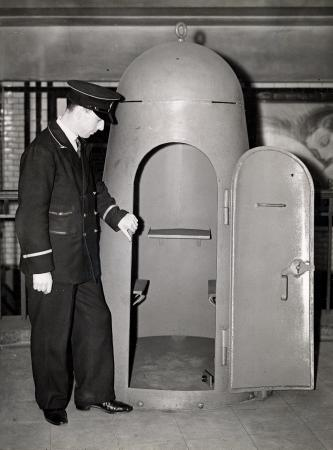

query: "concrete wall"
left=0, top=6, right=332, bottom=82
left=0, top=1, right=332, bottom=7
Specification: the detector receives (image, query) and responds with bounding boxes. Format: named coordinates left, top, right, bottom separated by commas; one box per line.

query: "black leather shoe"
left=43, top=409, right=68, bottom=426
left=76, top=400, right=133, bottom=414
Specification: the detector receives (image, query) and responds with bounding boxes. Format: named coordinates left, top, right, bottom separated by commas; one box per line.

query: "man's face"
left=77, top=107, right=105, bottom=138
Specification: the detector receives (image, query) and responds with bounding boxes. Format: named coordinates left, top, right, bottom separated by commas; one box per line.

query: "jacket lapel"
left=79, top=140, right=90, bottom=194
left=47, top=121, right=84, bottom=193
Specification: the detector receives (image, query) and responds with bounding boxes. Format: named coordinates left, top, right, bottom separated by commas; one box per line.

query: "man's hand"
left=33, top=272, right=53, bottom=295
left=118, top=213, right=138, bottom=242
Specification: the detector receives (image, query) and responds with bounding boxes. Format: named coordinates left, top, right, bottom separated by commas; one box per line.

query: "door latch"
left=280, top=258, right=314, bottom=301
left=283, top=258, right=313, bottom=278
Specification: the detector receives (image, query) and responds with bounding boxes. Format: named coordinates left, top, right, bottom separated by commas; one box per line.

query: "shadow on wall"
left=193, top=29, right=258, bottom=149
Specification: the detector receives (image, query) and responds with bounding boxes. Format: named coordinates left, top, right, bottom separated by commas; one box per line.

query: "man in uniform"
left=15, top=80, right=138, bottom=426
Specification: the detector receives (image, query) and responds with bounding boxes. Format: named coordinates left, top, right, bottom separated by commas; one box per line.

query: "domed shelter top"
left=118, top=39, right=244, bottom=104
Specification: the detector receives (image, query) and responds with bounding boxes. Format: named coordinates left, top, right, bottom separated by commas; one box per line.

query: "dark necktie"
left=75, top=137, right=81, bottom=158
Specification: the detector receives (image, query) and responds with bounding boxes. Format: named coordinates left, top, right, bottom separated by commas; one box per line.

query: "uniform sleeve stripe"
left=22, top=249, right=53, bottom=259
left=103, top=204, right=117, bottom=221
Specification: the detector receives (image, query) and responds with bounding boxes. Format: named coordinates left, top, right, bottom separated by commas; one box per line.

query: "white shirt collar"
left=56, top=117, right=79, bottom=151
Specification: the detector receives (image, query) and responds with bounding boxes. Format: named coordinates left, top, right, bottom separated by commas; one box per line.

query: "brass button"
left=94, top=229, right=98, bottom=233
left=83, top=232, right=86, bottom=237
left=83, top=213, right=87, bottom=218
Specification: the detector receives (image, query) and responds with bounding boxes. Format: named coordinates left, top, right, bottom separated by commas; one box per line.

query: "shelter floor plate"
left=129, top=335, right=215, bottom=391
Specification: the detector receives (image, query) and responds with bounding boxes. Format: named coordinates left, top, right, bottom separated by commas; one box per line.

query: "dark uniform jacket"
left=15, top=120, right=127, bottom=284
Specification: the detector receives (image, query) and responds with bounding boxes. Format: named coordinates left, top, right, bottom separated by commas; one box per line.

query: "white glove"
left=33, top=272, right=53, bottom=295
left=118, top=213, right=138, bottom=242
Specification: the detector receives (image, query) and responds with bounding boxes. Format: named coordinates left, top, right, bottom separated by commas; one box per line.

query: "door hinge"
left=221, top=328, right=228, bottom=366
left=224, top=189, right=230, bottom=225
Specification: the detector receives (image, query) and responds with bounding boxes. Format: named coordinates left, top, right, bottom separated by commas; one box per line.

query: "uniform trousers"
left=27, top=278, right=115, bottom=410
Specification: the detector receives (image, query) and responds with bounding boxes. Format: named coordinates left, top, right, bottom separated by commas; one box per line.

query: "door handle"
left=281, top=274, right=288, bottom=301
left=281, top=258, right=314, bottom=301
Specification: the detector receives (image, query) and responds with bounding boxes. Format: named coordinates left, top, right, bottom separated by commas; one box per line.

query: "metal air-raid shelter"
left=100, top=24, right=314, bottom=410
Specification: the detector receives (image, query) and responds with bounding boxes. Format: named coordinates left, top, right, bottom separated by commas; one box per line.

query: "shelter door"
left=230, top=147, right=314, bottom=392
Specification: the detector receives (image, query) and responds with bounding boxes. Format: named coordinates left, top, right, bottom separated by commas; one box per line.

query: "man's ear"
left=73, top=105, right=86, bottom=119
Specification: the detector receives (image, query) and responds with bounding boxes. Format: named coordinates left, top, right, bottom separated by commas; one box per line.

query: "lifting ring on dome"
left=175, top=22, right=187, bottom=42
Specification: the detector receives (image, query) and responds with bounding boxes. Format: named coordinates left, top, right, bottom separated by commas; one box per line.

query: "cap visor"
left=94, top=110, right=110, bottom=121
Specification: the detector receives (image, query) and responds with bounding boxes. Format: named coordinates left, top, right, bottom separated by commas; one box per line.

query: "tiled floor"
left=0, top=342, right=333, bottom=450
